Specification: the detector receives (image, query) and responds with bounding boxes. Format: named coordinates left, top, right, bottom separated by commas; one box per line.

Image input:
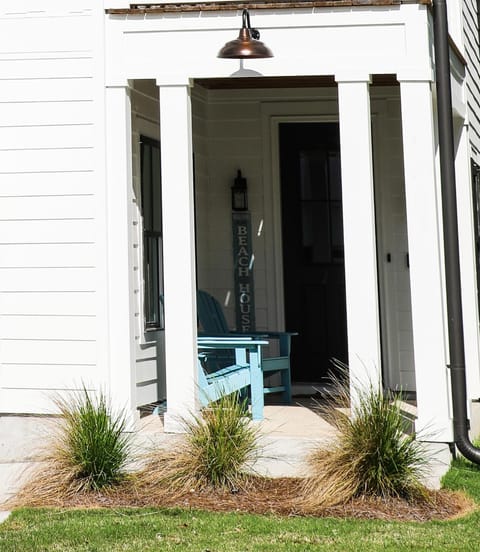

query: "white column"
left=399, top=80, right=452, bottom=442
left=157, top=79, right=198, bottom=432
left=336, top=75, right=382, bottom=398
left=105, top=85, right=137, bottom=427
left=454, top=121, right=480, bottom=400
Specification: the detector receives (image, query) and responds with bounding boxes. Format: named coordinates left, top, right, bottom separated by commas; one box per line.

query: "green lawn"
left=1, top=460, right=480, bottom=552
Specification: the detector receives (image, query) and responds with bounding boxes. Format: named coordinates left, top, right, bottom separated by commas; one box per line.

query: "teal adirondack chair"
left=197, top=336, right=267, bottom=420
left=197, top=290, right=295, bottom=404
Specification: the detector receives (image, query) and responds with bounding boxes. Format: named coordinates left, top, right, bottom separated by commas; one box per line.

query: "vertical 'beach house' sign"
left=232, top=212, right=255, bottom=331
left=231, top=170, right=255, bottom=332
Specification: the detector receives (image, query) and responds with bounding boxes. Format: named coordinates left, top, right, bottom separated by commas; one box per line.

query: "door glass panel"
left=328, top=152, right=342, bottom=201
left=302, top=202, right=330, bottom=263
left=331, top=203, right=344, bottom=262
left=298, top=149, right=343, bottom=265
left=300, top=150, right=328, bottom=200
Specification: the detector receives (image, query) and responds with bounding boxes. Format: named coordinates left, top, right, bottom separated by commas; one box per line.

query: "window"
left=140, top=136, right=163, bottom=330
left=299, top=148, right=343, bottom=264
left=472, top=160, right=480, bottom=316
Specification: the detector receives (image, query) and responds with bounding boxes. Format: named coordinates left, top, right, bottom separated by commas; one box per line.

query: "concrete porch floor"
left=136, top=402, right=338, bottom=479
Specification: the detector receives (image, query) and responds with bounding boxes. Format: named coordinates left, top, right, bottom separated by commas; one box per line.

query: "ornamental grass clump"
left=54, top=388, right=131, bottom=490
left=12, top=387, right=131, bottom=505
left=139, top=392, right=259, bottom=493
left=302, top=370, right=430, bottom=510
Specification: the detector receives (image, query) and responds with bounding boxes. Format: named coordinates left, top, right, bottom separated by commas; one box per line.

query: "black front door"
left=279, top=122, right=348, bottom=382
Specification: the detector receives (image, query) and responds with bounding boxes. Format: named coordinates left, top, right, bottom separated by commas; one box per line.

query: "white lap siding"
left=0, top=2, right=106, bottom=413
left=463, top=0, right=480, bottom=163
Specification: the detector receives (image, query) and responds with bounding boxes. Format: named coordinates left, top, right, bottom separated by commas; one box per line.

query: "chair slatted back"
left=197, top=290, right=230, bottom=333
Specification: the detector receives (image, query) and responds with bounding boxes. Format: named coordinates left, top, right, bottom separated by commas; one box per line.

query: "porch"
left=104, top=2, right=480, bottom=445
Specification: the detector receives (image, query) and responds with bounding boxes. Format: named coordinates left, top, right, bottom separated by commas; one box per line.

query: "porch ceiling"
left=194, top=74, right=398, bottom=89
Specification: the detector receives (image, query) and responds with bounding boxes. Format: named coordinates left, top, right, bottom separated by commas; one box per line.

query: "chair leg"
left=281, top=368, right=292, bottom=404
left=249, top=348, right=264, bottom=420
left=239, top=387, right=249, bottom=405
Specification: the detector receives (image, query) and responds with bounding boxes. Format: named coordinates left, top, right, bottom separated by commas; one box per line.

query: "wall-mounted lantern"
left=231, top=169, right=248, bottom=211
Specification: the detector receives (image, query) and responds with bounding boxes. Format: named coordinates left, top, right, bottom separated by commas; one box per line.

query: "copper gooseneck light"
left=217, top=9, right=273, bottom=59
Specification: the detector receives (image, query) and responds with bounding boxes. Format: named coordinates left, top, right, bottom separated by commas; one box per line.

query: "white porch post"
left=399, top=79, right=452, bottom=441
left=336, top=75, right=382, bottom=398
left=157, top=78, right=198, bottom=432
left=105, top=85, right=137, bottom=426
left=455, top=121, right=480, bottom=402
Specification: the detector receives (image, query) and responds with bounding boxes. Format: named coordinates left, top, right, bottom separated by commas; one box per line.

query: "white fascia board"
left=106, top=5, right=432, bottom=84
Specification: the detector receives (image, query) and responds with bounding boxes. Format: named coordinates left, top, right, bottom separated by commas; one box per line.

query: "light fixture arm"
left=242, top=9, right=260, bottom=40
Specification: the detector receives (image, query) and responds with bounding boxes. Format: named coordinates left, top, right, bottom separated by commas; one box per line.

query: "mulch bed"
left=21, top=476, right=475, bottom=522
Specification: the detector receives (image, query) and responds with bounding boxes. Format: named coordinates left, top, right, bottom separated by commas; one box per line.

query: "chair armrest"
left=221, top=331, right=297, bottom=356
left=226, top=330, right=298, bottom=338
left=198, top=337, right=268, bottom=348
left=198, top=331, right=297, bottom=338
left=198, top=332, right=296, bottom=357
left=198, top=332, right=241, bottom=339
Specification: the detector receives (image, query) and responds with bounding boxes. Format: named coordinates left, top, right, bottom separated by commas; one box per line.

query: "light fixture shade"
left=218, top=10, right=273, bottom=59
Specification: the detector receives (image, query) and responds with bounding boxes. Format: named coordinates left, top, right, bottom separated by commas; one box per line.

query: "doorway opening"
left=279, top=122, right=348, bottom=384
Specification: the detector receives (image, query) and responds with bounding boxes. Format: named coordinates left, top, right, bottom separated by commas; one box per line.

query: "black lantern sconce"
left=231, top=170, right=248, bottom=211
left=218, top=9, right=273, bottom=59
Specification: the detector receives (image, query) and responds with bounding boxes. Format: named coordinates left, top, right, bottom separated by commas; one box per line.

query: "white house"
left=1, top=0, right=480, bottom=456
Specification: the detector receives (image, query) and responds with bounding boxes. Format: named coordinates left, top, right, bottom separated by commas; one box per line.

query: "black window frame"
left=140, top=135, right=164, bottom=331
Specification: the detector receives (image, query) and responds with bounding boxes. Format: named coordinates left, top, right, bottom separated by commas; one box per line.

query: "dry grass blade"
left=135, top=447, right=205, bottom=499
left=11, top=460, right=94, bottom=508
left=301, top=449, right=360, bottom=509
